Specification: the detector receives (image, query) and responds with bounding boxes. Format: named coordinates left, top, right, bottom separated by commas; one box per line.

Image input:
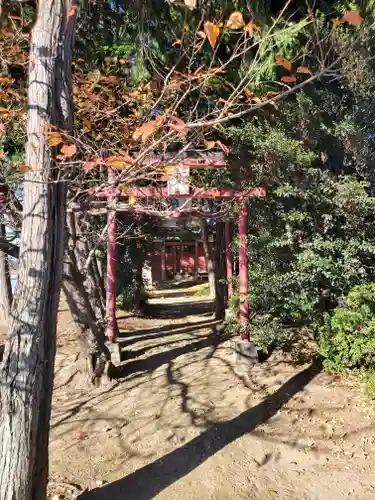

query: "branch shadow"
left=81, top=359, right=322, bottom=500
left=112, top=335, right=221, bottom=379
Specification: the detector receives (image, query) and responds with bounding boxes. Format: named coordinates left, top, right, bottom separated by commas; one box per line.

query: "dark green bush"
left=319, top=284, right=375, bottom=374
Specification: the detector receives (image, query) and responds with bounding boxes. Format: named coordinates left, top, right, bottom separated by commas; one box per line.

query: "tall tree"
left=0, top=1, right=76, bottom=499
left=0, top=223, right=13, bottom=325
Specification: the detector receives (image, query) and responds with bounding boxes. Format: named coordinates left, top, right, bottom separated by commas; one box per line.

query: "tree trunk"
left=0, top=3, right=75, bottom=500
left=200, top=218, right=215, bottom=299
left=0, top=223, right=13, bottom=325
left=214, top=221, right=227, bottom=320
left=63, top=212, right=111, bottom=383
left=62, top=250, right=111, bottom=384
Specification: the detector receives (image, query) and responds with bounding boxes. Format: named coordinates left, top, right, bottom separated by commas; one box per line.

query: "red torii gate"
left=92, top=156, right=265, bottom=353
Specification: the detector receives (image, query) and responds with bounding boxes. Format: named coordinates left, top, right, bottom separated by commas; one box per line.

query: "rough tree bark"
left=200, top=218, right=215, bottom=299
left=0, top=2, right=76, bottom=500
left=214, top=220, right=227, bottom=320
left=0, top=224, right=13, bottom=325
left=62, top=212, right=111, bottom=383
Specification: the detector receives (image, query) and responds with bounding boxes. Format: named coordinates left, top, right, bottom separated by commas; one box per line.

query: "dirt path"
left=51, top=283, right=375, bottom=500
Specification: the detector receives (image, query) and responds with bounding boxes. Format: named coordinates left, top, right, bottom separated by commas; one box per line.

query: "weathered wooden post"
left=161, top=239, right=166, bottom=281
left=233, top=201, right=258, bottom=368
left=194, top=239, right=199, bottom=279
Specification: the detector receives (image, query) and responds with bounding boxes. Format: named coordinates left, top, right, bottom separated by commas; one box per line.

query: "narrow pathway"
left=50, top=283, right=375, bottom=500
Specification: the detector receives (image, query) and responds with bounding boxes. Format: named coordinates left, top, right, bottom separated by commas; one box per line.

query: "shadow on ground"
left=81, top=359, right=322, bottom=500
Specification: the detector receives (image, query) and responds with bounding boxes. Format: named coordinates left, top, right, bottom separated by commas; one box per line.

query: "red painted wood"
left=238, top=203, right=249, bottom=339
left=225, top=222, right=233, bottom=299
left=94, top=187, right=266, bottom=200
left=135, top=238, right=143, bottom=310
left=106, top=170, right=118, bottom=342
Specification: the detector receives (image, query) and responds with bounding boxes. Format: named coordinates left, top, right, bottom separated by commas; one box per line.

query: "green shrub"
left=366, top=370, right=375, bottom=399
left=319, top=283, right=375, bottom=373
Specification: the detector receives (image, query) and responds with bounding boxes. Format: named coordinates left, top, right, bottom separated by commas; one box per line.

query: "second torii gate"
left=95, top=184, right=266, bottom=346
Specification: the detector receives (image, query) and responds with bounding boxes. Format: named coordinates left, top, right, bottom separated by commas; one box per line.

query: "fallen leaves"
left=226, top=11, right=245, bottom=30
left=204, top=21, right=220, bottom=49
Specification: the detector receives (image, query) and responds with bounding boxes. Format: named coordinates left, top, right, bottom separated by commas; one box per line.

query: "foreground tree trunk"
left=0, top=223, right=13, bottom=325
left=200, top=218, right=215, bottom=299
left=0, top=3, right=76, bottom=500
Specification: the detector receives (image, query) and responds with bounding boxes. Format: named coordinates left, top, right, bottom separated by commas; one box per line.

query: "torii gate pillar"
left=238, top=203, right=249, bottom=337
left=106, top=169, right=119, bottom=343
left=225, top=222, right=233, bottom=299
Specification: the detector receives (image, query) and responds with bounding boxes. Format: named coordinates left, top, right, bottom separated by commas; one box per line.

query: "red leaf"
left=60, top=143, right=77, bottom=158
left=83, top=160, right=98, bottom=172
left=16, top=163, right=33, bottom=173
left=342, top=11, right=363, bottom=26
left=276, top=56, right=292, bottom=72
left=280, top=75, right=297, bottom=84
left=216, top=140, right=230, bottom=153
left=296, top=66, right=311, bottom=74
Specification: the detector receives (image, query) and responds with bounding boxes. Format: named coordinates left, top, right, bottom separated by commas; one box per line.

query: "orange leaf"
left=204, top=22, right=220, bottom=50
left=160, top=175, right=173, bottom=181
left=342, top=11, right=363, bottom=26
left=16, top=163, right=32, bottom=173
left=47, top=133, right=63, bottom=146
left=276, top=56, right=292, bottom=72
left=133, top=117, right=163, bottom=142
left=296, top=66, right=311, bottom=74
left=60, top=143, right=76, bottom=158
left=83, top=160, right=98, bottom=172
left=172, top=39, right=182, bottom=47
left=184, top=0, right=197, bottom=8
left=280, top=75, right=297, bottom=84
left=0, top=77, right=14, bottom=85
left=128, top=195, right=137, bottom=204
left=244, top=20, right=259, bottom=35
left=0, top=31, right=15, bottom=39
left=0, top=108, right=10, bottom=113
left=226, top=11, right=245, bottom=30
left=8, top=15, right=22, bottom=20
left=197, top=30, right=206, bottom=39
left=168, top=116, right=188, bottom=135
left=332, top=18, right=344, bottom=26
left=107, top=155, right=134, bottom=165
left=69, top=4, right=78, bottom=17
left=205, top=140, right=216, bottom=150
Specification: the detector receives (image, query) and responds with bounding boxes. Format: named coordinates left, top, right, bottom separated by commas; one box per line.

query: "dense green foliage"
left=319, top=283, right=375, bottom=372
